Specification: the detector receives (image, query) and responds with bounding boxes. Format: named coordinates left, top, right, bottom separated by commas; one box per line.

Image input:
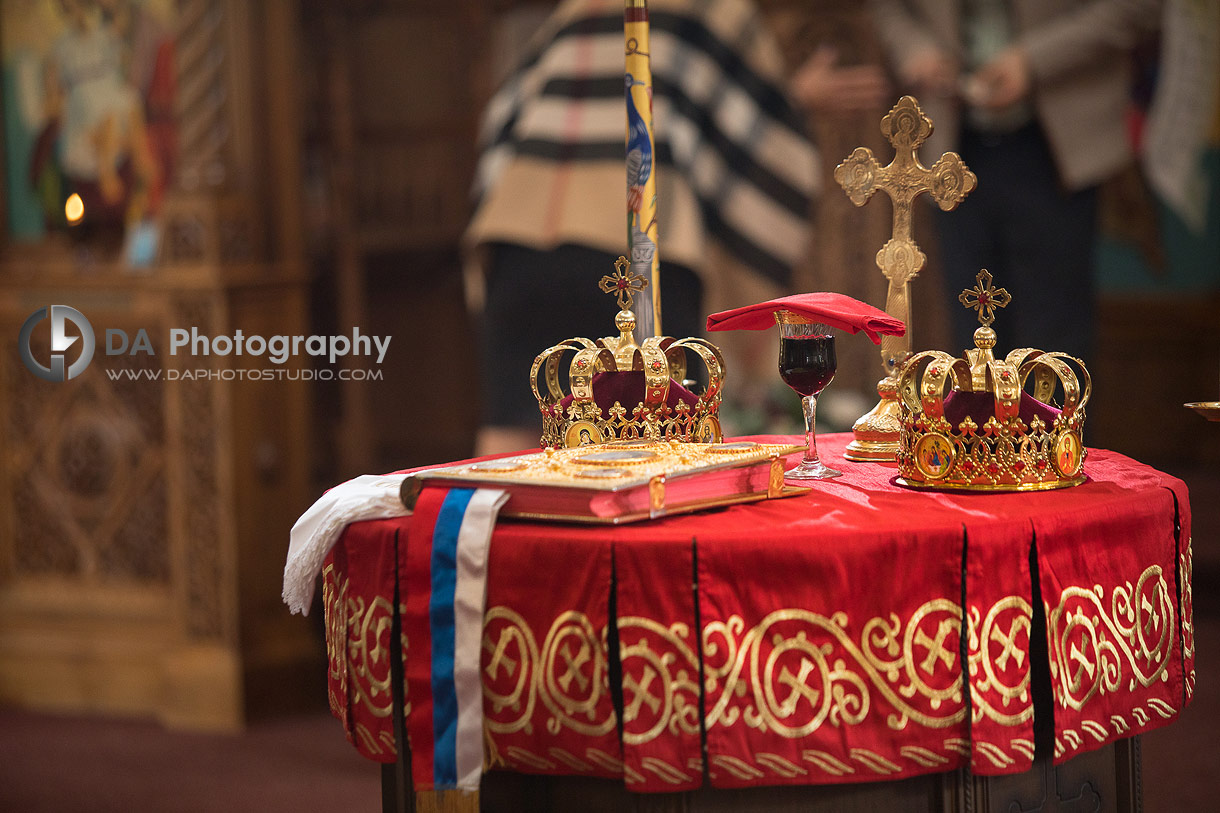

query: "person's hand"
left=899, top=47, right=958, bottom=98
left=792, top=46, right=891, bottom=115
left=964, top=46, right=1031, bottom=110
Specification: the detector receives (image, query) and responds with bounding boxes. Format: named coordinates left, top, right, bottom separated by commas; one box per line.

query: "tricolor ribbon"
left=404, top=487, right=509, bottom=810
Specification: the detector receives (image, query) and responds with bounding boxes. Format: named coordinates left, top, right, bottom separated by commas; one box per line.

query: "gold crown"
left=895, top=270, right=1091, bottom=491
left=532, top=257, right=725, bottom=448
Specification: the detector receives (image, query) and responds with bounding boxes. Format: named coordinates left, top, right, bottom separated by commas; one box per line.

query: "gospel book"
left=400, top=440, right=807, bottom=524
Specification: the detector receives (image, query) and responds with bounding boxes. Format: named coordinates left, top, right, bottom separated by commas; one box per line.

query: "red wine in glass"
left=779, top=335, right=836, bottom=396
left=775, top=315, right=841, bottom=479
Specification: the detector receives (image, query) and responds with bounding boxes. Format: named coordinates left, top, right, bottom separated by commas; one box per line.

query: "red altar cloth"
left=319, top=433, right=1193, bottom=793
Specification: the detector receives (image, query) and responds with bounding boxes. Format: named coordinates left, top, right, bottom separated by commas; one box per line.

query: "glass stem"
left=802, top=393, right=820, bottom=465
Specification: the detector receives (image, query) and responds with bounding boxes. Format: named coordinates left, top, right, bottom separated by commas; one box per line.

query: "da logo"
left=18, top=305, right=96, bottom=382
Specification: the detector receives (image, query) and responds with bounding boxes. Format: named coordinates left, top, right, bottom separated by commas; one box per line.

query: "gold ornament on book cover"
left=895, top=270, right=1091, bottom=491
left=402, top=439, right=805, bottom=524
left=531, top=256, right=726, bottom=448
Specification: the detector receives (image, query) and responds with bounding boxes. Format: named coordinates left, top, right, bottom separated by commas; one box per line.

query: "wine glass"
left=776, top=312, right=841, bottom=479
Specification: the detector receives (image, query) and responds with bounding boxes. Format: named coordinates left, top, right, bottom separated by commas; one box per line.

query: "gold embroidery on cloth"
left=702, top=738, right=973, bottom=781
left=481, top=611, right=706, bottom=745
left=546, top=747, right=594, bottom=772
left=1181, top=540, right=1195, bottom=700
left=639, top=756, right=696, bottom=784
left=324, top=565, right=1185, bottom=776
left=974, top=741, right=1017, bottom=769
left=701, top=601, right=966, bottom=738
left=482, top=608, right=617, bottom=739
left=323, top=565, right=399, bottom=720
left=968, top=595, right=1034, bottom=726
left=477, top=599, right=1026, bottom=773
left=1045, top=564, right=1176, bottom=712
left=801, top=750, right=852, bottom=775
left=352, top=723, right=397, bottom=756
left=755, top=752, right=807, bottom=778
left=617, top=616, right=701, bottom=744
left=323, top=565, right=349, bottom=712
left=1052, top=698, right=1177, bottom=759
left=898, top=745, right=951, bottom=768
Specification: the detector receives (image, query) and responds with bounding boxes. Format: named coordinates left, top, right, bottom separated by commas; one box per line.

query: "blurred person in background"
left=466, top=0, right=889, bottom=455
left=869, top=0, right=1162, bottom=361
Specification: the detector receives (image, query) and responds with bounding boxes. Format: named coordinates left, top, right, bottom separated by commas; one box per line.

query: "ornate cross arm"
left=834, top=96, right=977, bottom=356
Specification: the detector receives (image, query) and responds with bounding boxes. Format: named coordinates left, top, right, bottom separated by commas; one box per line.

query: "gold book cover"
left=401, top=441, right=807, bottom=524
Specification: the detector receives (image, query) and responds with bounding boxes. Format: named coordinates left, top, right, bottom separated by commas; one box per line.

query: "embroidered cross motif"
left=558, top=640, right=592, bottom=693
left=599, top=256, right=649, bottom=311
left=623, top=665, right=662, bottom=723
left=990, top=617, right=1029, bottom=671
left=484, top=631, right=518, bottom=680
left=776, top=659, right=821, bottom=717
left=1068, top=641, right=1096, bottom=691
left=916, top=618, right=957, bottom=675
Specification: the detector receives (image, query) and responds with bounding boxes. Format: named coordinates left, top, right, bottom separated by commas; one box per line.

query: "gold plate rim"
left=1185, top=402, right=1220, bottom=421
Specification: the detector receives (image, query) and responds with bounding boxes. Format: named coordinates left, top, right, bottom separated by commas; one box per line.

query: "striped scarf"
left=467, top=0, right=819, bottom=290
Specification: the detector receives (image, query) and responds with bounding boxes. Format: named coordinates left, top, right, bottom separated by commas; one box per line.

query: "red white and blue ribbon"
left=404, top=487, right=508, bottom=799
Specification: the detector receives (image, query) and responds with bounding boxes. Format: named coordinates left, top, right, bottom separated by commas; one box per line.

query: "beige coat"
left=870, top=0, right=1161, bottom=190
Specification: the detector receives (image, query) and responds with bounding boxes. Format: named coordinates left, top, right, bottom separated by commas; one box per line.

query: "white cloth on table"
left=282, top=474, right=411, bottom=616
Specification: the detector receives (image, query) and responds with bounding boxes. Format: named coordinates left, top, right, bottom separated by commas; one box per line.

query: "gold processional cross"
left=834, top=96, right=977, bottom=461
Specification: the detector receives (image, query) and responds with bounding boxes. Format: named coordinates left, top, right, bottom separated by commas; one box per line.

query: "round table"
left=319, top=433, right=1194, bottom=810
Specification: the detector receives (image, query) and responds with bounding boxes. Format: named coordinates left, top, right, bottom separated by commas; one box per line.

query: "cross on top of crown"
left=599, top=256, right=649, bottom=311
left=958, top=269, right=1011, bottom=327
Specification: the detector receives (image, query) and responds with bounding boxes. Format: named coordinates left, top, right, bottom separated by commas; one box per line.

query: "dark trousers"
left=480, top=242, right=704, bottom=427
left=934, top=123, right=1098, bottom=363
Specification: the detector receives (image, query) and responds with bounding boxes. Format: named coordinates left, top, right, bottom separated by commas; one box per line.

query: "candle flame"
left=65, top=193, right=84, bottom=224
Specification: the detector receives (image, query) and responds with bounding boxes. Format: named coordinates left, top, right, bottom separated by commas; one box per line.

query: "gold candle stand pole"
left=834, top=96, right=976, bottom=461
left=625, top=0, right=661, bottom=340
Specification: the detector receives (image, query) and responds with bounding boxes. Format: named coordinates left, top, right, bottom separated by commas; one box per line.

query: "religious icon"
left=1053, top=432, right=1082, bottom=477
left=914, top=433, right=955, bottom=480
left=565, top=421, right=603, bottom=448
left=696, top=416, right=721, bottom=444
left=3, top=0, right=177, bottom=245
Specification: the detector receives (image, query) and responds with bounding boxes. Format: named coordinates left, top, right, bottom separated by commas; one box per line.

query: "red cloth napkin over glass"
left=706, top=292, right=906, bottom=344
